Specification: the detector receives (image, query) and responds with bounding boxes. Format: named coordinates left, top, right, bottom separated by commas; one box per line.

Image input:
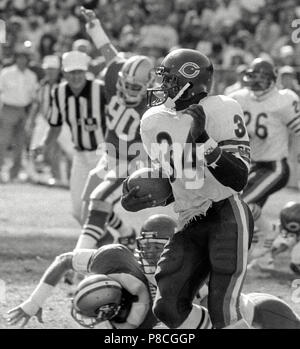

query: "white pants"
left=70, top=150, right=99, bottom=223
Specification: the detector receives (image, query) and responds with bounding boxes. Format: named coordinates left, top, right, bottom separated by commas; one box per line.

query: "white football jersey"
left=230, top=88, right=300, bottom=162
left=140, top=95, right=250, bottom=228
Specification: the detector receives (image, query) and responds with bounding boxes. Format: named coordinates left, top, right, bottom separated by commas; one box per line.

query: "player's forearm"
left=21, top=253, right=73, bottom=315
left=86, top=18, right=118, bottom=65
left=205, top=145, right=248, bottom=192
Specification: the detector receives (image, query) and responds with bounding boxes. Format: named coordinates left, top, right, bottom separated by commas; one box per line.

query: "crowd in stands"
left=0, top=0, right=299, bottom=79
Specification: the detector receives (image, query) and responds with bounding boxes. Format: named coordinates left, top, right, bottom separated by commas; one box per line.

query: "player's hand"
left=7, top=306, right=43, bottom=328
left=185, top=104, right=209, bottom=143
left=80, top=6, right=99, bottom=29
left=121, top=179, right=158, bottom=212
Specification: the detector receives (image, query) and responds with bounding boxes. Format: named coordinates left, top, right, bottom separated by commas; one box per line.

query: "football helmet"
left=243, top=58, right=277, bottom=95
left=147, top=48, right=213, bottom=110
left=71, top=274, right=123, bottom=328
left=116, top=55, right=155, bottom=107
left=136, top=214, right=177, bottom=276
left=280, top=201, right=300, bottom=235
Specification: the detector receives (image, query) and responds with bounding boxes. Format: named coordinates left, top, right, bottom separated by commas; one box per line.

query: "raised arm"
left=81, top=7, right=119, bottom=66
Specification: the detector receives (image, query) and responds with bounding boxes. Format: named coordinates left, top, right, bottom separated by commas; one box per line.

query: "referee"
left=34, top=51, right=106, bottom=223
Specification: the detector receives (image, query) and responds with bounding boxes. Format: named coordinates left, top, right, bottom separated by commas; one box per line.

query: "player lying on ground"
left=75, top=7, right=156, bottom=252
left=7, top=215, right=300, bottom=329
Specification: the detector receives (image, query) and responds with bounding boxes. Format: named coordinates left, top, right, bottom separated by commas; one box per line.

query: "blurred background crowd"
left=0, top=0, right=299, bottom=184
left=1, top=0, right=300, bottom=87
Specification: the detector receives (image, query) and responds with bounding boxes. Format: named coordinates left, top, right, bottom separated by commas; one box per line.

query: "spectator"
left=0, top=46, right=38, bottom=182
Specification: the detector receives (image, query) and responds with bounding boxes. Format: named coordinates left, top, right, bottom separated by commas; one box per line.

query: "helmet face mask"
left=243, top=58, right=277, bottom=96
left=71, top=302, right=121, bottom=328
left=136, top=231, right=169, bottom=275
left=280, top=201, right=300, bottom=236
left=71, top=274, right=123, bottom=328
left=116, top=55, right=155, bottom=107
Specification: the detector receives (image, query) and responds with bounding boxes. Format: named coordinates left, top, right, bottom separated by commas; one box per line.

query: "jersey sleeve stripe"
left=286, top=115, right=300, bottom=128
left=218, top=140, right=250, bottom=147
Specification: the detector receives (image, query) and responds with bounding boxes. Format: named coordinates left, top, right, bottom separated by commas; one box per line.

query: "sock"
left=76, top=199, right=111, bottom=249
left=176, top=304, right=212, bottom=329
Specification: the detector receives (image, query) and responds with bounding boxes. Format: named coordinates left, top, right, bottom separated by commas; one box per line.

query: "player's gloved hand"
left=7, top=304, right=43, bottom=328
left=185, top=104, right=209, bottom=143
left=121, top=178, right=158, bottom=212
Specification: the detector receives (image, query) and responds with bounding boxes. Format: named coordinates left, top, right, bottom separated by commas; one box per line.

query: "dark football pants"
left=243, top=159, right=290, bottom=208
left=153, top=195, right=253, bottom=329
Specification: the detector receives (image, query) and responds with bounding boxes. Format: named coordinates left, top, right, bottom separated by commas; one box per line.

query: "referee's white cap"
left=62, top=51, right=90, bottom=72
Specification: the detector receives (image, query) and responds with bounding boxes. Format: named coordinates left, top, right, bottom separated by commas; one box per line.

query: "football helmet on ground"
left=116, top=55, right=155, bottom=107
left=243, top=58, right=277, bottom=95
left=280, top=201, right=300, bottom=235
left=147, top=48, right=213, bottom=110
left=71, top=274, right=122, bottom=328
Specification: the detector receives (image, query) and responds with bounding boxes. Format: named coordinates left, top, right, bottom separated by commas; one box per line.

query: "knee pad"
left=248, top=203, right=262, bottom=221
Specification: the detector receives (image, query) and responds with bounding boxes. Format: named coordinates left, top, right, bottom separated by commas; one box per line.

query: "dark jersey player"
left=76, top=8, right=155, bottom=251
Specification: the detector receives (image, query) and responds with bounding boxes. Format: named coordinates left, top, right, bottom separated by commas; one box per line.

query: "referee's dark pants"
left=153, top=194, right=253, bottom=329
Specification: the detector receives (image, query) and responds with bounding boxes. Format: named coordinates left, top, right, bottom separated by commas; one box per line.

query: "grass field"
left=0, top=183, right=300, bottom=329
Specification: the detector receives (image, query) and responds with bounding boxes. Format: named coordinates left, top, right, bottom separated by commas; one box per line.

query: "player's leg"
left=209, top=195, right=253, bottom=329
left=70, top=151, right=99, bottom=224
left=80, top=155, right=134, bottom=240
left=153, top=220, right=211, bottom=329
left=243, top=160, right=289, bottom=265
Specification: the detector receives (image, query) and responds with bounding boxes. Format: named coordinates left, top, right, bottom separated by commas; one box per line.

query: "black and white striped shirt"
left=38, top=78, right=60, bottom=118
left=48, top=79, right=106, bottom=151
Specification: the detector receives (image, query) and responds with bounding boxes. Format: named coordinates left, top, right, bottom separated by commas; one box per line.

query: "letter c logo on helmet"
left=178, top=62, right=201, bottom=79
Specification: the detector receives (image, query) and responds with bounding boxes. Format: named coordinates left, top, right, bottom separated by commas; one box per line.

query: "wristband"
left=22, top=282, right=54, bottom=315
left=203, top=138, right=221, bottom=166
left=86, top=20, right=110, bottom=48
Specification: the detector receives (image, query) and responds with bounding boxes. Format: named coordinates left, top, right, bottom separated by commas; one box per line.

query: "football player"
left=229, top=58, right=300, bottom=267
left=122, top=48, right=254, bottom=329
left=271, top=201, right=300, bottom=274
left=6, top=243, right=155, bottom=329
left=75, top=8, right=156, bottom=251
left=7, top=215, right=300, bottom=329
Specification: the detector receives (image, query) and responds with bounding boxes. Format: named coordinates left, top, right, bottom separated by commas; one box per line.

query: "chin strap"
left=164, top=82, right=191, bottom=109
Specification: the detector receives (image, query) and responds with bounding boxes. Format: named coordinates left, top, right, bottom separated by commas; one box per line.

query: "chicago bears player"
left=122, top=48, right=254, bottom=329
left=75, top=8, right=155, bottom=251
left=137, top=215, right=300, bottom=329
left=229, top=59, right=300, bottom=267
left=271, top=201, right=300, bottom=274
